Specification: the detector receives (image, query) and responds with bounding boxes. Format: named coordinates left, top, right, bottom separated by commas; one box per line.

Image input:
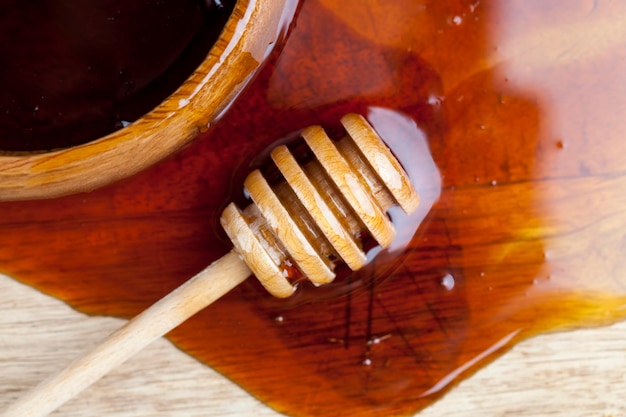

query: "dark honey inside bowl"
left=0, top=0, right=235, bottom=152
left=2, top=0, right=626, bottom=416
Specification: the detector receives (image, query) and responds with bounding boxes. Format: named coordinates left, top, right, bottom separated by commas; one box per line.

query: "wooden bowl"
left=0, top=0, right=288, bottom=202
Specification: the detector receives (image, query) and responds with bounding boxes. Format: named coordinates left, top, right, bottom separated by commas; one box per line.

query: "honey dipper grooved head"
left=220, top=114, right=419, bottom=298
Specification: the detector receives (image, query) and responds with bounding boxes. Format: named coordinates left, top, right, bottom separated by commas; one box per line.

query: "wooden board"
left=2, top=272, right=624, bottom=416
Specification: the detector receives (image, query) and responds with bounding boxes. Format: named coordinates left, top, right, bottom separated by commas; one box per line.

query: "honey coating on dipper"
left=223, top=113, right=418, bottom=297
left=2, top=0, right=626, bottom=416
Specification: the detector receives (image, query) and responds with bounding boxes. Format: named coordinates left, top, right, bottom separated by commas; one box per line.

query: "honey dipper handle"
left=2, top=250, right=251, bottom=417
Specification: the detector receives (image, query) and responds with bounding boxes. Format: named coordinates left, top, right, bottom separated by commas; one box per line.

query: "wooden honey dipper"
left=3, top=113, right=419, bottom=417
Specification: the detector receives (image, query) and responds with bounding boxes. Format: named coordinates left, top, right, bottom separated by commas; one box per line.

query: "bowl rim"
left=0, top=0, right=287, bottom=201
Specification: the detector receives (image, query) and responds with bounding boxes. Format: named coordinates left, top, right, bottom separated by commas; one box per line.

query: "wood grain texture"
left=2, top=252, right=251, bottom=417
left=1, top=273, right=625, bottom=416
left=2, top=1, right=626, bottom=416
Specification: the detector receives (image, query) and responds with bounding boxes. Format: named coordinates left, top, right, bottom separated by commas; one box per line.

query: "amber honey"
left=0, top=0, right=234, bottom=151
left=1, top=0, right=626, bottom=416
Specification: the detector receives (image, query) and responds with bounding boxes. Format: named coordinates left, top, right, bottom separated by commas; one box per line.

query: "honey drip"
left=2, top=0, right=626, bottom=416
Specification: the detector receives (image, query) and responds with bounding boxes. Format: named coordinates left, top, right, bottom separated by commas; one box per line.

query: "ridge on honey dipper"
left=2, top=113, right=419, bottom=417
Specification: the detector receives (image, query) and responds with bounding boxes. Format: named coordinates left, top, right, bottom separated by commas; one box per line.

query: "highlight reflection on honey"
left=1, top=1, right=626, bottom=416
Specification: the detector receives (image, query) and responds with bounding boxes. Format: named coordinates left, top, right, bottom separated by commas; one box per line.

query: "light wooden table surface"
left=1, top=272, right=624, bottom=417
